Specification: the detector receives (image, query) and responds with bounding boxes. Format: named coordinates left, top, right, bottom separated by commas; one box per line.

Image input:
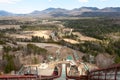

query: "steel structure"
left=0, top=64, right=120, bottom=80
left=88, top=64, right=120, bottom=80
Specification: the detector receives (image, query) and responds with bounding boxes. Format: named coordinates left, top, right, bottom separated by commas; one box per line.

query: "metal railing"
left=0, top=64, right=120, bottom=80
left=88, top=64, right=120, bottom=80
left=66, top=63, right=120, bottom=80
left=0, top=75, right=38, bottom=80
left=0, top=64, right=62, bottom=80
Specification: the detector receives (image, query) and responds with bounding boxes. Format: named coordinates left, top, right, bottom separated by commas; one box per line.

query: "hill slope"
left=1, top=7, right=120, bottom=17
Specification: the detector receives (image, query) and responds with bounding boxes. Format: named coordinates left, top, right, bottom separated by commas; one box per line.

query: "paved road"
left=55, top=64, right=66, bottom=80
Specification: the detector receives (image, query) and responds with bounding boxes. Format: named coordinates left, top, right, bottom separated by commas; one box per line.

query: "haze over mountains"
left=0, top=7, right=120, bottom=17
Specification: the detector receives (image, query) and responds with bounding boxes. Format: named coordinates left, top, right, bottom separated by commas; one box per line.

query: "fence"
left=88, top=64, right=120, bottom=80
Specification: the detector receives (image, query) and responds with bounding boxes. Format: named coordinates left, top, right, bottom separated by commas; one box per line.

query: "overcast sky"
left=0, top=0, right=119, bottom=14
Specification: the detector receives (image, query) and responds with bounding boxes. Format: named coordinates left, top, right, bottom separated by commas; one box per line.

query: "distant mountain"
left=29, top=8, right=68, bottom=17
left=0, top=10, right=14, bottom=16
left=79, top=12, right=120, bottom=17
left=30, top=8, right=69, bottom=17
left=43, top=8, right=68, bottom=13
left=1, top=7, right=120, bottom=17
left=30, top=10, right=41, bottom=14
left=73, top=7, right=99, bottom=11
left=78, top=7, right=120, bottom=17
left=29, top=7, right=120, bottom=17
left=100, top=7, right=120, bottom=12
left=68, top=7, right=98, bottom=16
left=31, top=8, right=68, bottom=14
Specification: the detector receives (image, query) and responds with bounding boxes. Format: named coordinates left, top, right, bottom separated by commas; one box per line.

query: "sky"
left=0, top=0, right=119, bottom=14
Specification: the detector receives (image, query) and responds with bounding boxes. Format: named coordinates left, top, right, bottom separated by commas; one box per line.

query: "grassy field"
left=0, top=25, right=20, bottom=30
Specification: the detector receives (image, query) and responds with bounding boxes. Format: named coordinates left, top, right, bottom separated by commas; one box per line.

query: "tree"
left=3, top=54, right=15, bottom=73
left=3, top=46, right=12, bottom=53
left=115, top=55, right=120, bottom=63
left=26, top=44, right=47, bottom=55
left=32, top=57, right=39, bottom=64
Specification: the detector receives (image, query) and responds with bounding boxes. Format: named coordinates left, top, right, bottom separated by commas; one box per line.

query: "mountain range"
left=1, top=7, right=120, bottom=17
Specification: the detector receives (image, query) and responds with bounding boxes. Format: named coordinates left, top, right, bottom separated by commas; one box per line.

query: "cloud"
left=101, top=0, right=108, bottom=1
left=48, top=0, right=108, bottom=3
left=78, top=0, right=89, bottom=2
left=48, top=0, right=89, bottom=2
left=48, top=0, right=53, bottom=2
left=0, top=0, right=21, bottom=4
left=78, top=0, right=109, bottom=2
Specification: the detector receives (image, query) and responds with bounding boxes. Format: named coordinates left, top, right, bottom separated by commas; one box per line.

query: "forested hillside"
left=62, top=18, right=120, bottom=39
left=59, top=18, right=120, bottom=63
